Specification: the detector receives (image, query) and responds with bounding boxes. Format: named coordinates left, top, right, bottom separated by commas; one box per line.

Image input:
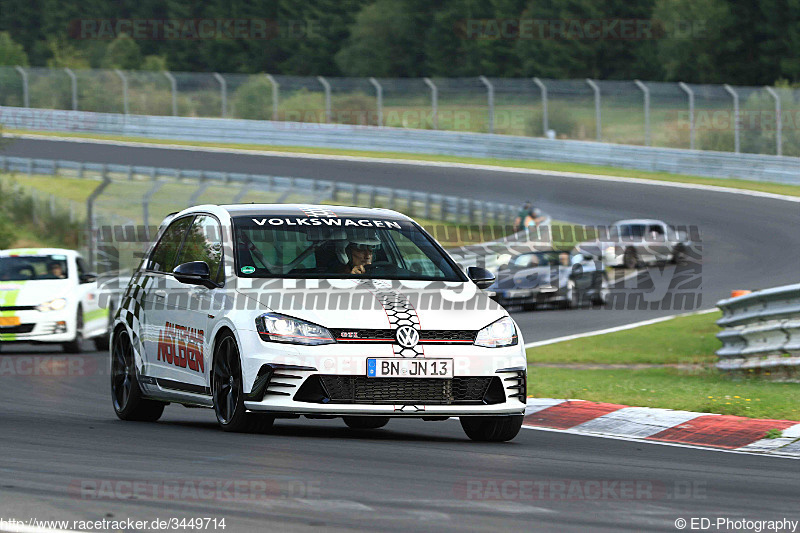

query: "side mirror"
left=467, top=266, right=496, bottom=289
left=173, top=261, right=218, bottom=289
left=79, top=273, right=97, bottom=284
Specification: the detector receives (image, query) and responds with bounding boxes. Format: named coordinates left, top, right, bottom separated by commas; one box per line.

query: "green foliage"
left=101, top=34, right=142, bottom=70
left=525, top=102, right=580, bottom=138
left=230, top=76, right=275, bottom=120
left=0, top=31, right=27, bottom=66
left=0, top=210, right=16, bottom=249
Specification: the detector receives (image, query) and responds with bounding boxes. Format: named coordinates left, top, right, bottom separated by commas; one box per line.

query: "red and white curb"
left=524, top=398, right=800, bottom=457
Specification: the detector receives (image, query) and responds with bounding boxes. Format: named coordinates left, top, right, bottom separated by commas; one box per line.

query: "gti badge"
left=395, top=325, right=419, bottom=348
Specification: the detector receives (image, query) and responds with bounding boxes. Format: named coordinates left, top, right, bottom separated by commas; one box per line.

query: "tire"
left=343, top=416, right=390, bottom=430
left=93, top=306, right=113, bottom=352
left=111, top=329, right=165, bottom=422
left=212, top=332, right=275, bottom=433
left=592, top=277, right=609, bottom=307
left=564, top=281, right=580, bottom=309
left=623, top=247, right=639, bottom=270
left=671, top=246, right=685, bottom=265
left=63, top=308, right=84, bottom=353
left=460, top=415, right=524, bottom=442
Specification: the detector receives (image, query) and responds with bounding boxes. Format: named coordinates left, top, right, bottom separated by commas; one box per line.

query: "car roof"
left=614, top=219, right=666, bottom=226
left=0, top=248, right=78, bottom=257
left=218, top=203, right=413, bottom=221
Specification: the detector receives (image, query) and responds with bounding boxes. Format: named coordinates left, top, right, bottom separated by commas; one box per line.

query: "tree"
left=101, top=33, right=143, bottom=70
left=0, top=31, right=28, bottom=66
left=335, top=0, right=425, bottom=76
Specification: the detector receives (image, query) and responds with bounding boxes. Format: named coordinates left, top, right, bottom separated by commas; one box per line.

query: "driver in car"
left=336, top=236, right=381, bottom=275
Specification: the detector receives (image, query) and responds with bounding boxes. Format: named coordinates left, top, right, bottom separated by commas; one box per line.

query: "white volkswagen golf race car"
left=0, top=248, right=111, bottom=352
left=111, top=204, right=528, bottom=441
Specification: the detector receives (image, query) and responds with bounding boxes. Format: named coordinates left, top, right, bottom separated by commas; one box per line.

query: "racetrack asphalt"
left=0, top=344, right=799, bottom=533
left=1, top=138, right=799, bottom=532
left=3, top=137, right=799, bottom=343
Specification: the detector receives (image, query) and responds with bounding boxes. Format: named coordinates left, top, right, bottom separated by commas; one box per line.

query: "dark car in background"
left=485, top=250, right=608, bottom=311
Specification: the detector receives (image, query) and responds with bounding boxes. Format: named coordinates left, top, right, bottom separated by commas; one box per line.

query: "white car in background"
left=0, top=248, right=112, bottom=352
left=594, top=219, right=691, bottom=269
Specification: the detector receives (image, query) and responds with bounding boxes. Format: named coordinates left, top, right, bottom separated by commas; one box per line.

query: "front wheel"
left=460, top=415, right=523, bottom=442
left=111, top=329, right=165, bottom=421
left=63, top=308, right=84, bottom=353
left=623, top=247, right=639, bottom=270
left=343, top=416, right=390, bottom=430
left=212, top=333, right=274, bottom=433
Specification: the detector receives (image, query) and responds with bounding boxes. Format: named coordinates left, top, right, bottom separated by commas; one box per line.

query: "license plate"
left=367, top=358, right=453, bottom=378
left=0, top=317, right=20, bottom=327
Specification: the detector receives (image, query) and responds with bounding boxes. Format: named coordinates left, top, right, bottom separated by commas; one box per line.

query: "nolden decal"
left=157, top=322, right=205, bottom=373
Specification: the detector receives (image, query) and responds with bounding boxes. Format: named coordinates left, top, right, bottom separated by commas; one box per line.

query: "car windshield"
left=510, top=251, right=571, bottom=268
left=0, top=255, right=70, bottom=281
left=232, top=216, right=465, bottom=281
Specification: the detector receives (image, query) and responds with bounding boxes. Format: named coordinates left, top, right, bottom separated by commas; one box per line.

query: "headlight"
left=37, top=298, right=67, bottom=312
left=604, top=246, right=615, bottom=255
left=255, top=313, right=334, bottom=346
left=474, top=316, right=518, bottom=348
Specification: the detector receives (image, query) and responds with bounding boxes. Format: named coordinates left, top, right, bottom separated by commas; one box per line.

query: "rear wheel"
left=212, top=332, right=274, bottom=433
left=343, top=416, right=390, bottom=430
left=63, top=308, right=84, bottom=353
left=111, top=329, right=165, bottom=422
left=460, top=415, right=523, bottom=442
left=623, top=248, right=639, bottom=270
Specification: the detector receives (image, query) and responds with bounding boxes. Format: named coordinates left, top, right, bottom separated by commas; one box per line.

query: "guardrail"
left=716, top=283, right=800, bottom=372
left=0, top=154, right=520, bottom=269
left=2, top=107, right=799, bottom=185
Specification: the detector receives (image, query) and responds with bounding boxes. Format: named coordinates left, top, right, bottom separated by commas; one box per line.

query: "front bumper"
left=0, top=308, right=75, bottom=343
left=489, top=287, right=563, bottom=307
left=237, top=330, right=527, bottom=416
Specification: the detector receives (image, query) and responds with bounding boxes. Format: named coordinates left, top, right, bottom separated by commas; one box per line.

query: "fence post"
left=265, top=74, right=279, bottom=121
left=532, top=77, right=548, bottom=135
left=723, top=84, right=740, bottom=154
left=14, top=66, right=29, bottom=108
left=189, top=175, right=211, bottom=206
left=87, top=166, right=112, bottom=270
left=423, top=77, right=438, bottom=129
left=586, top=78, right=601, bottom=141
left=369, top=77, right=383, bottom=127
left=64, top=68, right=78, bottom=111
left=765, top=86, right=782, bottom=156
left=142, top=178, right=164, bottom=240
left=233, top=178, right=253, bottom=203
left=317, top=76, right=332, bottom=123
left=678, top=82, right=695, bottom=150
left=163, top=70, right=178, bottom=116
left=634, top=79, right=650, bottom=146
left=479, top=76, right=494, bottom=134
left=213, top=73, right=227, bottom=118
left=114, top=69, right=129, bottom=115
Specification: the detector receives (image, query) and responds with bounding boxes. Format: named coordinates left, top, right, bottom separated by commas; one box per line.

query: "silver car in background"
left=595, top=219, right=691, bottom=269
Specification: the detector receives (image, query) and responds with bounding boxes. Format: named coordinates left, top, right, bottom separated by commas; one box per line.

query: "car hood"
left=0, top=279, right=73, bottom=307
left=235, top=279, right=506, bottom=331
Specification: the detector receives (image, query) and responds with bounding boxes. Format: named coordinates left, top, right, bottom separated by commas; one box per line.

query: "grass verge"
left=7, top=129, right=800, bottom=198
left=526, top=311, right=800, bottom=420
left=527, top=311, right=722, bottom=365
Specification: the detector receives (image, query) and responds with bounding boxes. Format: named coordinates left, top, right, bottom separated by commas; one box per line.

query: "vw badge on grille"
left=395, top=326, right=419, bottom=348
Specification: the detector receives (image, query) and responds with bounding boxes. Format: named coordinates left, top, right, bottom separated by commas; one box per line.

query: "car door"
left=164, top=214, right=225, bottom=391
left=140, top=215, right=195, bottom=387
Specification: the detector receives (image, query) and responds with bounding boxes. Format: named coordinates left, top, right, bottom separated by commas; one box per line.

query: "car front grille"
left=295, top=375, right=503, bottom=405
left=329, top=329, right=476, bottom=344
left=0, top=306, right=37, bottom=312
